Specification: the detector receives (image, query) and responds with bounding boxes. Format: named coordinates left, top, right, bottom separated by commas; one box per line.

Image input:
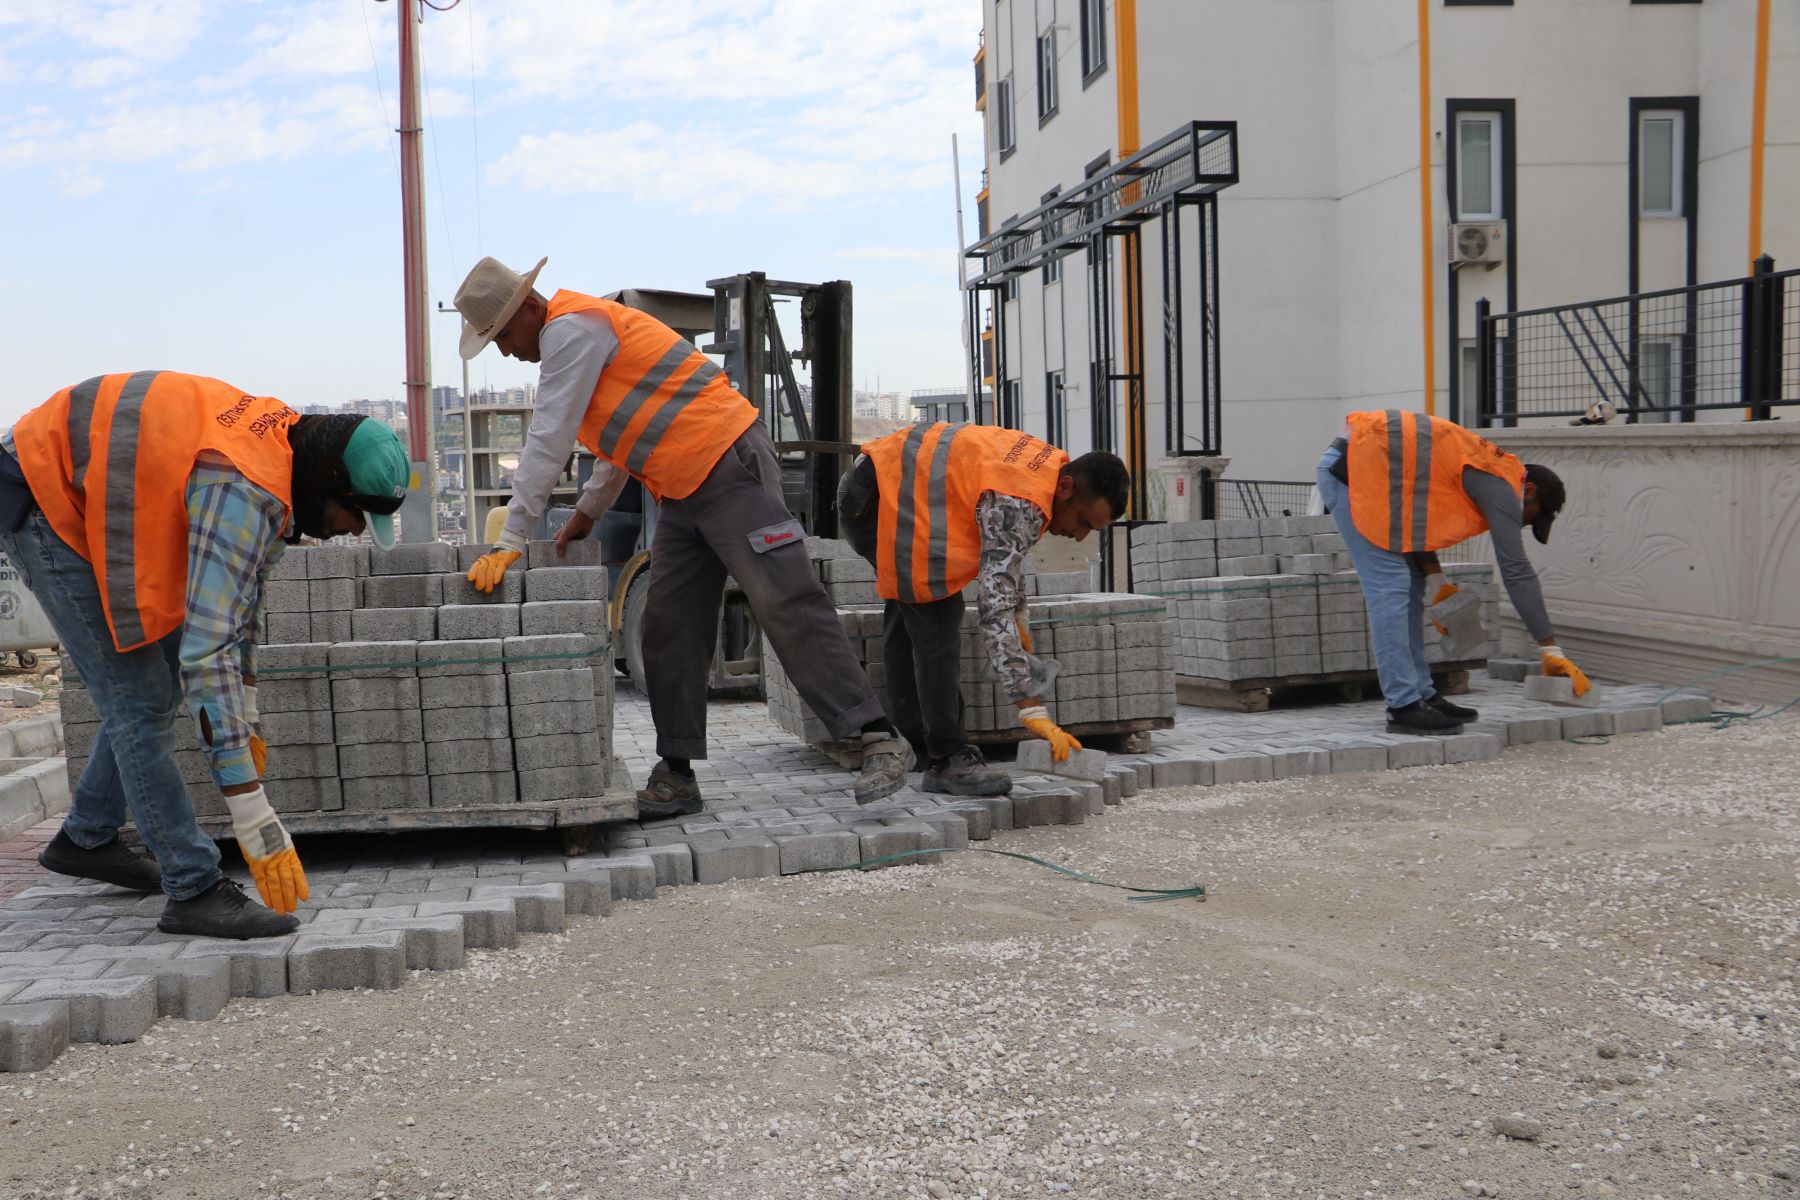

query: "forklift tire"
left=15, top=650, right=37, bottom=670
left=621, top=568, right=652, bottom=695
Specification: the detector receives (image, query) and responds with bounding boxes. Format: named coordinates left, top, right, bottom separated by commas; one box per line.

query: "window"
left=996, top=77, right=1016, bottom=157
left=1036, top=29, right=1058, bottom=122
left=1080, top=0, right=1107, bottom=81
left=1456, top=111, right=1504, bottom=220
left=1637, top=339, right=1677, bottom=422
left=1460, top=341, right=1481, bottom=415
left=1004, top=379, right=1023, bottom=429
left=1639, top=109, right=1684, bottom=217
left=1045, top=370, right=1066, bottom=444
left=1444, top=0, right=1512, bottom=6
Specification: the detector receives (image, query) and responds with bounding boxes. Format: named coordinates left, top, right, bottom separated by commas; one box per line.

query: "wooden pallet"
left=197, top=794, right=638, bottom=855
left=1176, top=661, right=1483, bottom=713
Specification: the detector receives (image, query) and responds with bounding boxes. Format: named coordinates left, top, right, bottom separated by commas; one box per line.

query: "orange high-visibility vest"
left=1345, top=409, right=1525, bottom=553
left=12, top=372, right=297, bottom=653
left=864, top=423, right=1068, bottom=603
left=547, top=291, right=757, bottom=501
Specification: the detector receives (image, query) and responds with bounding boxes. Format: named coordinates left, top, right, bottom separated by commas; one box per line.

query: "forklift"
left=572, top=272, right=857, bottom=698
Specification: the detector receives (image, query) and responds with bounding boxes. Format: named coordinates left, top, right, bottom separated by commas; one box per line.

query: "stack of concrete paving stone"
left=764, top=592, right=1175, bottom=746
left=1128, top=517, right=1499, bottom=684
left=57, top=539, right=622, bottom=828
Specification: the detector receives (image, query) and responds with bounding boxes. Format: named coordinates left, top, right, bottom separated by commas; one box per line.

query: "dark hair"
left=1062, top=451, right=1131, bottom=521
left=1524, top=463, right=1565, bottom=516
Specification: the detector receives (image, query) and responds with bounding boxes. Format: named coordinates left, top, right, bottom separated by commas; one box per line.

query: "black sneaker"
left=921, top=745, right=1013, bottom=797
left=1385, top=699, right=1465, bottom=736
left=37, top=829, right=162, bottom=893
left=636, top=762, right=703, bottom=819
left=158, top=878, right=299, bottom=940
left=1427, top=693, right=1480, bottom=722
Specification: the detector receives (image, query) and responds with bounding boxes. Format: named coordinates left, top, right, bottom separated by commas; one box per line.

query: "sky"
left=0, top=0, right=986, bottom=429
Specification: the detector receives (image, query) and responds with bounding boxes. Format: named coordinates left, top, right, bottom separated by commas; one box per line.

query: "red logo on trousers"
left=763, top=531, right=795, bottom=545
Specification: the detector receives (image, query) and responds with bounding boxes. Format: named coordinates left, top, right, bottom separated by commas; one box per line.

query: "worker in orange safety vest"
left=1, top=372, right=408, bottom=938
left=453, top=256, right=912, bottom=815
left=1316, top=409, right=1585, bottom=735
left=838, top=423, right=1129, bottom=793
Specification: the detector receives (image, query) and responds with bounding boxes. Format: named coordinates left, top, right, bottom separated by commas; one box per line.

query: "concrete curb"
left=0, top=758, right=71, bottom=844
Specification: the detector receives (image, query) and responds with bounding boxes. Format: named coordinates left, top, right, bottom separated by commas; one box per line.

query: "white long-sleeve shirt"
left=494, top=309, right=632, bottom=552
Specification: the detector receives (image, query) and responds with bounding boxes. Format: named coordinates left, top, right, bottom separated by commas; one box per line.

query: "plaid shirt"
left=182, top=460, right=287, bottom=787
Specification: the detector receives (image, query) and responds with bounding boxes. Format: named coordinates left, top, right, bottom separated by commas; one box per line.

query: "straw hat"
left=454, top=255, right=547, bottom=359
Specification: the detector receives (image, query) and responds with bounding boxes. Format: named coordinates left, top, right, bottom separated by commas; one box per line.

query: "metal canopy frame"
left=961, top=121, right=1239, bottom=513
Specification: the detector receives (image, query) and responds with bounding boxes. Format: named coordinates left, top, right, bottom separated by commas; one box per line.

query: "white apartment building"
left=971, top=0, right=1800, bottom=485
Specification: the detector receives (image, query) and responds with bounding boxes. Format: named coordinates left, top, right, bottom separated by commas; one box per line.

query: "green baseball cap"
left=341, top=420, right=411, bottom=550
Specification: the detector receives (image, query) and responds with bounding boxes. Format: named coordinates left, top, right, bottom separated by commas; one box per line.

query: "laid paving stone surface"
left=0, top=673, right=1706, bottom=1071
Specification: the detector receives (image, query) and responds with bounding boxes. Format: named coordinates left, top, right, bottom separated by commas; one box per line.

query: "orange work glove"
left=1426, top=573, right=1459, bottom=635
left=1014, top=612, right=1034, bottom=654
left=1018, top=704, right=1082, bottom=762
left=223, top=786, right=309, bottom=914
left=248, top=734, right=268, bottom=779
left=466, top=548, right=522, bottom=593
left=1540, top=645, right=1592, bottom=697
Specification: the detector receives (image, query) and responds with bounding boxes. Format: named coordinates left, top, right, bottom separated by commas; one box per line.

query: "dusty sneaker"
left=921, top=745, right=1013, bottom=797
left=157, top=878, right=298, bottom=940
left=1427, top=693, right=1480, bottom=722
left=854, top=733, right=915, bottom=805
left=38, top=829, right=162, bottom=893
left=1385, top=699, right=1464, bottom=736
left=636, top=762, right=703, bottom=819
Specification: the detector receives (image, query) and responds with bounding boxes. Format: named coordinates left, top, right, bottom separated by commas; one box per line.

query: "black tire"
left=15, top=650, right=37, bottom=670
left=621, top=569, right=652, bottom=695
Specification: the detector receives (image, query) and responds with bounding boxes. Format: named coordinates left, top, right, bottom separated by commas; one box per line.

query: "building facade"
left=973, top=0, right=1799, bottom=482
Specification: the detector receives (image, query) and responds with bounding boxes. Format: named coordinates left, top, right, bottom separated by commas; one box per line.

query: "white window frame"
left=1036, top=28, right=1058, bottom=121
left=996, top=76, right=1016, bottom=157
left=1080, top=0, right=1107, bottom=81
left=1456, top=111, right=1504, bottom=221
left=1639, top=109, right=1684, bottom=218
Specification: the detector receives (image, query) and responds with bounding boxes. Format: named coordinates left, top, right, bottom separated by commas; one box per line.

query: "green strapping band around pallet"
left=820, top=846, right=1206, bottom=903
left=252, top=648, right=608, bottom=676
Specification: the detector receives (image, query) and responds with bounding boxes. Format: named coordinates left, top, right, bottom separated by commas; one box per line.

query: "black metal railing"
left=1213, top=479, right=1315, bottom=521
left=1475, top=255, right=1798, bottom=424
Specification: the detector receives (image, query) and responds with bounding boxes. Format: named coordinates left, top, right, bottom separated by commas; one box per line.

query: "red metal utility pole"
left=396, top=0, right=435, bottom=539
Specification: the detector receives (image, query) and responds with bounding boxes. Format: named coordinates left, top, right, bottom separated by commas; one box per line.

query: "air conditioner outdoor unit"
left=1451, top=221, right=1506, bottom=268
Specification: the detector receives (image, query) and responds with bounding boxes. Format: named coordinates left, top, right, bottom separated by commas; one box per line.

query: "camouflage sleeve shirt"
left=974, top=491, right=1046, bottom=703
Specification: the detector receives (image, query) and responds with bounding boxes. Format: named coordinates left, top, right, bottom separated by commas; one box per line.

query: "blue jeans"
left=1315, top=445, right=1435, bottom=709
left=0, top=509, right=221, bottom=899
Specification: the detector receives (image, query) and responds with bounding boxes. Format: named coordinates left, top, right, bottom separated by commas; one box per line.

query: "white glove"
left=242, top=684, right=259, bottom=727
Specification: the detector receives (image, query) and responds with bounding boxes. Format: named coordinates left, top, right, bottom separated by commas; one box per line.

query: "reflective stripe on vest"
left=97, top=372, right=163, bottom=648
left=889, top=422, right=963, bottom=602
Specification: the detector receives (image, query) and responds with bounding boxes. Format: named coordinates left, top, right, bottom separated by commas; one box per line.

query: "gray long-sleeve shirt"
left=1461, top=466, right=1554, bottom=642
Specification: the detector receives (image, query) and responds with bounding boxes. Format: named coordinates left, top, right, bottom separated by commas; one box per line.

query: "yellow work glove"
left=1014, top=612, right=1034, bottom=653
left=223, top=785, right=309, bottom=914
left=1540, top=644, right=1592, bottom=697
left=466, top=548, right=521, bottom=593
left=1018, top=704, right=1082, bottom=762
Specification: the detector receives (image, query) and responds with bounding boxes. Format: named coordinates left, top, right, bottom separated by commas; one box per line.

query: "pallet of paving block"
left=1176, top=660, right=1485, bottom=713
left=194, top=794, right=637, bottom=838
left=963, top=715, right=1174, bottom=746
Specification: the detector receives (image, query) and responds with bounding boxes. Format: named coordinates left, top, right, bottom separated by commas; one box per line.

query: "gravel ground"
left=0, top=716, right=1795, bottom=1200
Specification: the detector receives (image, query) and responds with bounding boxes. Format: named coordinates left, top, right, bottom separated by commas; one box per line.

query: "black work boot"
left=1427, top=693, right=1480, bottom=722
left=158, top=878, right=299, bottom=940
left=37, top=829, right=162, bottom=893
left=1386, top=699, right=1465, bottom=736
left=636, top=762, right=703, bottom=819
left=921, top=745, right=1013, bottom=797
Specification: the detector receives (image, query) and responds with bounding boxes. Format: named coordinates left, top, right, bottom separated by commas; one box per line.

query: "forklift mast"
left=705, top=272, right=855, bottom=538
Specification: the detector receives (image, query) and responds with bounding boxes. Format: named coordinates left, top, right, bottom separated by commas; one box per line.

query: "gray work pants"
left=642, top=423, right=884, bottom=760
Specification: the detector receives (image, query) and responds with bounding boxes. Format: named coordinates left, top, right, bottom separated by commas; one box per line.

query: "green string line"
left=820, top=846, right=1207, bottom=903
